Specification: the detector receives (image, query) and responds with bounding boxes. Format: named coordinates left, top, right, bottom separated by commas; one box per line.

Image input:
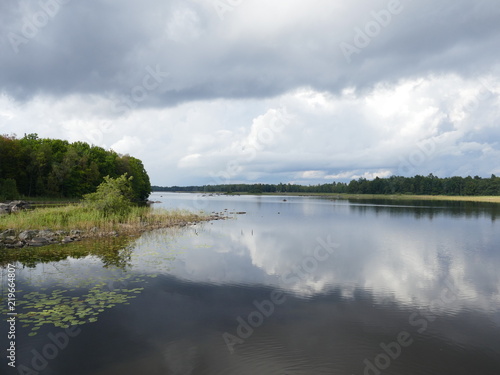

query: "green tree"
left=0, top=134, right=22, bottom=181
left=0, top=134, right=151, bottom=199
left=83, top=174, right=134, bottom=217
left=122, top=156, right=151, bottom=201
left=0, top=178, right=20, bottom=201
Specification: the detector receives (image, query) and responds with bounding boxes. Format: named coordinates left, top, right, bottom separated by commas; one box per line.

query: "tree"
left=83, top=174, right=134, bottom=217
left=122, top=156, right=151, bottom=201
left=0, top=134, right=151, bottom=200
left=0, top=134, right=21, bottom=181
left=0, top=178, right=20, bottom=201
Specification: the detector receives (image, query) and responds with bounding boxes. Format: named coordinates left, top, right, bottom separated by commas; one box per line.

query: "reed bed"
left=0, top=204, right=206, bottom=235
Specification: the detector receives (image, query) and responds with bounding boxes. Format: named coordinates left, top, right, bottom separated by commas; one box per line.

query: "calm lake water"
left=2, top=192, right=500, bottom=374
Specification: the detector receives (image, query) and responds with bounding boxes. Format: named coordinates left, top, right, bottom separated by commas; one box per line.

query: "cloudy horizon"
left=1, top=0, right=499, bottom=186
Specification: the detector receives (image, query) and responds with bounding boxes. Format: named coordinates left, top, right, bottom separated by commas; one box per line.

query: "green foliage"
left=248, top=185, right=263, bottom=194
left=0, top=134, right=151, bottom=200
left=114, top=155, right=151, bottom=201
left=0, top=178, right=20, bottom=200
left=83, top=174, right=134, bottom=217
left=14, top=283, right=144, bottom=334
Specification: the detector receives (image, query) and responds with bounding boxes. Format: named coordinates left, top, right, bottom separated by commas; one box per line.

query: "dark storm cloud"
left=1, top=0, right=499, bottom=106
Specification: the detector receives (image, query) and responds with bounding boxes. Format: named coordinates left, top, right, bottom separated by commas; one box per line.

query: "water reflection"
left=347, top=198, right=500, bottom=221
left=128, top=194, right=500, bottom=314
left=0, top=236, right=135, bottom=269
left=1, top=193, right=499, bottom=374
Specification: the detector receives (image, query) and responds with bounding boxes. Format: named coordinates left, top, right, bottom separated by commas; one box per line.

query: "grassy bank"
left=0, top=204, right=207, bottom=235
left=238, top=192, right=500, bottom=203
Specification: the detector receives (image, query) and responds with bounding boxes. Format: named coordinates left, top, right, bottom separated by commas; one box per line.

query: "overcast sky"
left=1, top=0, right=500, bottom=186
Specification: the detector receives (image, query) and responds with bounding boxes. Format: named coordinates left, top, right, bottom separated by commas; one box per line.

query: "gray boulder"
left=38, top=230, right=55, bottom=238
left=5, top=241, right=24, bottom=249
left=0, top=200, right=30, bottom=214
left=62, top=236, right=74, bottom=244
left=0, top=203, right=10, bottom=215
left=19, top=230, right=39, bottom=241
left=3, top=236, right=18, bottom=245
left=0, top=229, right=16, bottom=239
left=29, top=237, right=50, bottom=247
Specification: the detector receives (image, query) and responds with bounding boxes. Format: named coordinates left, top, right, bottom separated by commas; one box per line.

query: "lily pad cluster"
left=15, top=284, right=145, bottom=336
left=0, top=226, right=192, bottom=335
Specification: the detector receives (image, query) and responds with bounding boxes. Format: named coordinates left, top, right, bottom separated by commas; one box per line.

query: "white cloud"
left=165, top=6, right=203, bottom=43
left=178, top=153, right=202, bottom=168
left=1, top=73, right=499, bottom=185
left=110, top=136, right=143, bottom=155
left=326, top=170, right=393, bottom=181
left=297, top=170, right=327, bottom=179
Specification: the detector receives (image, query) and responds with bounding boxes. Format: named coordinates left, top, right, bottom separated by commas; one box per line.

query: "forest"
left=153, top=174, right=500, bottom=196
left=2, top=132, right=499, bottom=200
left=0, top=134, right=151, bottom=201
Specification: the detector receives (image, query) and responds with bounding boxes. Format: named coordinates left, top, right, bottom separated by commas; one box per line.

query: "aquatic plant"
left=15, top=285, right=144, bottom=335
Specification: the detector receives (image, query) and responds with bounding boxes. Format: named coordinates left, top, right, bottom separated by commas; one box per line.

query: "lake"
left=1, top=192, right=500, bottom=374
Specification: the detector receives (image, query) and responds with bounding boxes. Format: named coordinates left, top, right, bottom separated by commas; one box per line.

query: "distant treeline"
left=0, top=134, right=151, bottom=201
left=153, top=174, right=500, bottom=196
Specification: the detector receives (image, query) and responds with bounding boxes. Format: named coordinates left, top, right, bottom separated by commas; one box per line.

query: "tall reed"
left=0, top=204, right=206, bottom=234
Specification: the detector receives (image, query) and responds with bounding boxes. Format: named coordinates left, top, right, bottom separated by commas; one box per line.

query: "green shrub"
left=83, top=174, right=134, bottom=217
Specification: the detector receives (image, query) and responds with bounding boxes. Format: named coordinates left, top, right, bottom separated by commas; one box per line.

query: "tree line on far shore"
left=0, top=134, right=151, bottom=201
left=153, top=174, right=500, bottom=196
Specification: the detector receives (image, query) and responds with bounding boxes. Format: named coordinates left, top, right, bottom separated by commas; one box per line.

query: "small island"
left=0, top=134, right=213, bottom=251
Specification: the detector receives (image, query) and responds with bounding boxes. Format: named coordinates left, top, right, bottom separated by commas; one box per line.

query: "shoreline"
left=0, top=215, right=220, bottom=250
left=157, top=191, right=500, bottom=204
left=277, top=193, right=500, bottom=203
left=0, top=203, right=228, bottom=250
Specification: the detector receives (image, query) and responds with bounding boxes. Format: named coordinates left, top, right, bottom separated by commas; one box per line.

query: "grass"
left=0, top=204, right=207, bottom=235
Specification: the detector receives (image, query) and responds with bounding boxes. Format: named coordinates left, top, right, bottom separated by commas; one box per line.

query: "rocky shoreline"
left=0, top=200, right=236, bottom=250
left=0, top=229, right=87, bottom=249
left=0, top=216, right=230, bottom=250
